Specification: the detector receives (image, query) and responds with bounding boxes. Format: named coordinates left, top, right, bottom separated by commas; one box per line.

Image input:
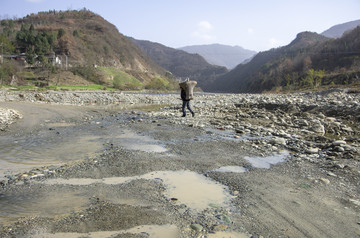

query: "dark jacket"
left=181, top=88, right=188, bottom=101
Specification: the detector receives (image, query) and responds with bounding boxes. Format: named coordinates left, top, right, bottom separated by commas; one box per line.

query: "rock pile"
left=145, top=89, right=360, bottom=171
left=0, top=108, right=22, bottom=131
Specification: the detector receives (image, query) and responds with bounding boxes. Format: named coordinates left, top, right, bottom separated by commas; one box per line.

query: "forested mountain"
left=130, top=38, right=228, bottom=90
left=179, top=44, right=257, bottom=69
left=0, top=9, right=175, bottom=90
left=208, top=28, right=360, bottom=93
left=321, top=19, right=360, bottom=38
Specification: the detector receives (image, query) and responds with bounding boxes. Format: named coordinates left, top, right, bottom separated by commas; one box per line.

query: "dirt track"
left=0, top=90, right=359, bottom=237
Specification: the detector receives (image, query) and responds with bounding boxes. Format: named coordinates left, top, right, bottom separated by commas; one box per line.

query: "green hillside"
left=0, top=9, right=176, bottom=90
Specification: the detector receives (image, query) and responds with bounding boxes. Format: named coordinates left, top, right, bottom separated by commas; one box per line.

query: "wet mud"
left=0, top=91, right=359, bottom=237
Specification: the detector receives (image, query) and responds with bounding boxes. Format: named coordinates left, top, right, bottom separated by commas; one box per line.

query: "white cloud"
left=247, top=28, right=254, bottom=34
left=192, top=20, right=216, bottom=42
left=198, top=21, right=213, bottom=31
left=268, top=37, right=284, bottom=48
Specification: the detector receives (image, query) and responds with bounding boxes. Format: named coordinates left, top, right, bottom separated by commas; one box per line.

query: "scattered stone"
left=310, top=122, right=325, bottom=135
left=320, top=178, right=330, bottom=184
left=333, top=146, right=345, bottom=152
left=349, top=199, right=360, bottom=206
left=327, top=172, right=337, bottom=177
left=270, top=137, right=286, bottom=146
left=213, top=224, right=228, bottom=231
left=190, top=223, right=203, bottom=232
left=333, top=140, right=347, bottom=146
left=306, top=147, right=319, bottom=154
left=334, top=163, right=345, bottom=169
left=0, top=90, right=360, bottom=237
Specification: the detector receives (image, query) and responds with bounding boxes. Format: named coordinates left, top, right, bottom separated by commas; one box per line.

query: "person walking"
left=181, top=86, right=195, bottom=117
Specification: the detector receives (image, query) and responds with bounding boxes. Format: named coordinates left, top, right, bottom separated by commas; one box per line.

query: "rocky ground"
left=0, top=88, right=359, bottom=237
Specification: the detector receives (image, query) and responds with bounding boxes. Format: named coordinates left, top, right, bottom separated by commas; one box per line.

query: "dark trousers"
left=182, top=100, right=194, bottom=116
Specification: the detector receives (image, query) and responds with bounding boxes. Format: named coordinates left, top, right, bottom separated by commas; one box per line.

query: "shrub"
left=73, top=30, right=79, bottom=37
left=145, top=77, right=169, bottom=90
left=113, top=74, right=142, bottom=90
left=71, top=65, right=102, bottom=84
left=57, top=28, right=65, bottom=39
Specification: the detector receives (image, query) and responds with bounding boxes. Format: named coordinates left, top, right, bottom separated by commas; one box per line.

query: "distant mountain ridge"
left=179, top=44, right=257, bottom=69
left=321, top=19, right=360, bottom=38
left=208, top=27, right=360, bottom=93
left=130, top=38, right=228, bottom=90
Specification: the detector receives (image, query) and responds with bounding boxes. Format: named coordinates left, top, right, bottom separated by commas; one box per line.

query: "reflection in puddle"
left=43, top=170, right=233, bottom=211
left=244, top=151, right=289, bottom=169
left=208, top=231, right=251, bottom=238
left=213, top=152, right=289, bottom=174
left=115, top=129, right=167, bottom=153
left=203, top=128, right=269, bottom=142
left=0, top=191, right=88, bottom=225
left=213, top=166, right=248, bottom=173
left=125, top=224, right=178, bottom=238
left=0, top=127, right=166, bottom=179
left=30, top=224, right=179, bottom=238
left=0, top=136, right=101, bottom=180
left=47, top=122, right=76, bottom=127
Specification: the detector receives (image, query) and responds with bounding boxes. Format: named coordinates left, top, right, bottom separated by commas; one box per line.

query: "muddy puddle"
left=0, top=122, right=167, bottom=180
left=31, top=224, right=179, bottom=238
left=208, top=231, right=251, bottom=238
left=42, top=170, right=234, bottom=211
left=0, top=135, right=101, bottom=180
left=32, top=225, right=250, bottom=238
left=0, top=170, right=234, bottom=226
left=203, top=128, right=269, bottom=141
left=212, top=151, right=289, bottom=174
left=213, top=166, right=248, bottom=173
left=244, top=151, right=289, bottom=169
left=115, top=129, right=167, bottom=153
left=0, top=191, right=89, bottom=225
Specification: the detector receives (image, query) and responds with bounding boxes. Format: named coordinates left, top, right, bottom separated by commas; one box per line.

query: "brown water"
left=208, top=231, right=251, bottom=238
left=0, top=126, right=167, bottom=180
left=0, top=170, right=234, bottom=225
left=42, top=170, right=234, bottom=211
left=115, top=129, right=167, bottom=153
left=0, top=135, right=102, bottom=180
left=29, top=224, right=179, bottom=238
left=0, top=191, right=89, bottom=225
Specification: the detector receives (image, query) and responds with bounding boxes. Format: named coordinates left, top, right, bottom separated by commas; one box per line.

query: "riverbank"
left=0, top=89, right=359, bottom=237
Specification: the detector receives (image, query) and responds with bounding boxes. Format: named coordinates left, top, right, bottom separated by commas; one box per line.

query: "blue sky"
left=0, top=0, right=359, bottom=51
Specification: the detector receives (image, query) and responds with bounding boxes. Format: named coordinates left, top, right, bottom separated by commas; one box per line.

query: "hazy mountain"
left=130, top=38, right=228, bottom=90
left=208, top=27, right=360, bottom=93
left=179, top=44, right=257, bottom=69
left=321, top=19, right=360, bottom=38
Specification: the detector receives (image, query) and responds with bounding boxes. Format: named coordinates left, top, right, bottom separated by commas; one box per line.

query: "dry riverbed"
left=0, top=89, right=359, bottom=237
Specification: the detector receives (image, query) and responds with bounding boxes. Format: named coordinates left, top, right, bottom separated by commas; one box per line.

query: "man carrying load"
left=179, top=79, right=197, bottom=117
